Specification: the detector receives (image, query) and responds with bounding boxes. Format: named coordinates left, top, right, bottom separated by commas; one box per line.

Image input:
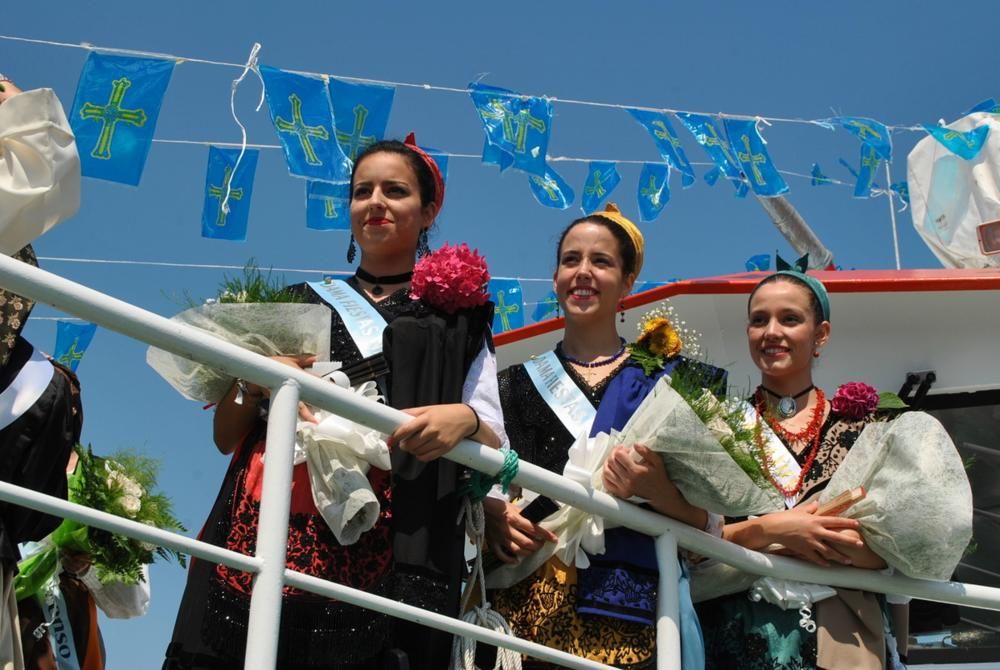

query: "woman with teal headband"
left=697, top=270, right=900, bottom=669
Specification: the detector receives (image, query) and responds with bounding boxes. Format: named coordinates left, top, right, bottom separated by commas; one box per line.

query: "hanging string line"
left=0, top=33, right=928, bottom=132
left=148, top=138, right=858, bottom=188
left=34, top=255, right=567, bottom=284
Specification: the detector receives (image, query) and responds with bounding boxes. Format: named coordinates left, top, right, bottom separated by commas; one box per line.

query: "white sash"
left=0, top=346, right=54, bottom=432
left=44, top=583, right=82, bottom=670
left=743, top=404, right=801, bottom=508
left=306, top=280, right=388, bottom=359
left=524, top=351, right=597, bottom=441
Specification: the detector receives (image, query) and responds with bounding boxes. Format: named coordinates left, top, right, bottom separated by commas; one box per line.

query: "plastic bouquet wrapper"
left=15, top=446, right=185, bottom=601
left=288, top=376, right=390, bottom=545
left=146, top=301, right=332, bottom=403
left=816, top=411, right=972, bottom=581
left=615, top=376, right=785, bottom=517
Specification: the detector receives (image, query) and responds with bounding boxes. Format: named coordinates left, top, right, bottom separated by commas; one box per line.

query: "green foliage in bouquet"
left=181, top=259, right=307, bottom=307
left=630, top=305, right=768, bottom=488
left=667, top=363, right=769, bottom=488
left=16, top=446, right=186, bottom=599
left=215, top=259, right=306, bottom=304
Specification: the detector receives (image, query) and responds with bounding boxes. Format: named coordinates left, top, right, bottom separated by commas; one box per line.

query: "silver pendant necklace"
left=760, top=384, right=814, bottom=419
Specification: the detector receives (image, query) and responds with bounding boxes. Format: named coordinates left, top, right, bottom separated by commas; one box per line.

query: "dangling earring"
left=619, top=300, right=626, bottom=323
left=813, top=347, right=821, bottom=358
left=346, top=235, right=357, bottom=264
left=416, top=228, right=431, bottom=258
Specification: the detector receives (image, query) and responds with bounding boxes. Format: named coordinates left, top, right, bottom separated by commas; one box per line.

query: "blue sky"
left=3, top=1, right=993, bottom=666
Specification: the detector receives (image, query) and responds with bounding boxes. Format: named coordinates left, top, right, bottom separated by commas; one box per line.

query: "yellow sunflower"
left=637, top=317, right=683, bottom=357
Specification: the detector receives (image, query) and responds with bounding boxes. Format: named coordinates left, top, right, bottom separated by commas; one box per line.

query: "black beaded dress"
left=492, top=354, right=724, bottom=669
left=164, top=278, right=493, bottom=670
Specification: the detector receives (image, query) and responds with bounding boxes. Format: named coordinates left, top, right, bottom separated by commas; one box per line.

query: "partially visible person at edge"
left=696, top=271, right=901, bottom=669
left=0, top=73, right=83, bottom=670
left=163, top=134, right=506, bottom=670
left=17, top=447, right=151, bottom=670
left=483, top=204, right=725, bottom=669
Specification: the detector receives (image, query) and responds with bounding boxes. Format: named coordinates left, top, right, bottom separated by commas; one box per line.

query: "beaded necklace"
left=556, top=338, right=627, bottom=368
left=752, top=386, right=827, bottom=498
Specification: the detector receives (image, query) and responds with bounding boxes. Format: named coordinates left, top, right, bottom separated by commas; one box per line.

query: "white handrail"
left=3, top=254, right=999, bottom=670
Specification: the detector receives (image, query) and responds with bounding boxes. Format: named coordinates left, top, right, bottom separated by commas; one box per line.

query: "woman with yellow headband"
left=483, top=204, right=722, bottom=668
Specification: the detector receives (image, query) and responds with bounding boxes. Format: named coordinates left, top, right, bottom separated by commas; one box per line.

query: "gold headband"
left=588, top=203, right=644, bottom=277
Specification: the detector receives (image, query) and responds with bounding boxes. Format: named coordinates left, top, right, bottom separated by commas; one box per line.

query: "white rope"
left=33, top=256, right=568, bottom=283
left=0, top=33, right=928, bottom=132
left=451, top=497, right=522, bottom=670
left=220, top=42, right=264, bottom=218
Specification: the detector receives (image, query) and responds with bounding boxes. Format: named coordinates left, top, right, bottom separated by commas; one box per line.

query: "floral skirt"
left=697, top=594, right=818, bottom=670
left=491, top=556, right=655, bottom=669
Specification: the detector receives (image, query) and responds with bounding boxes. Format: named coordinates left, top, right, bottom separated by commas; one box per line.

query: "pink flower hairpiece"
left=410, top=243, right=490, bottom=314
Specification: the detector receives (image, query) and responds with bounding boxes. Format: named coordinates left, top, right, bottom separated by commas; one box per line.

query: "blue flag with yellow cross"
left=922, top=124, right=990, bottom=161
left=327, top=78, right=394, bottom=163
left=489, top=279, right=524, bottom=333
left=528, top=165, right=575, bottom=209
left=637, top=163, right=671, bottom=221
left=829, top=116, right=892, bottom=162
left=581, top=162, right=621, bottom=212
left=853, top=143, right=881, bottom=199
left=201, top=147, right=259, bottom=240
left=261, top=65, right=350, bottom=182
left=69, top=52, right=174, bottom=185
left=469, top=83, right=551, bottom=177
left=722, top=119, right=788, bottom=197
left=306, top=181, right=351, bottom=231
left=53, top=321, right=97, bottom=372
left=626, top=109, right=696, bottom=188
left=676, top=112, right=743, bottom=182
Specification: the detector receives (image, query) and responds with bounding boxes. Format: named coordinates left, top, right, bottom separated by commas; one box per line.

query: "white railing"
left=2, top=253, right=1000, bottom=670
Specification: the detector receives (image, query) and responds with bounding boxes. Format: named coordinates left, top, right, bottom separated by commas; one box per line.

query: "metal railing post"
left=655, top=533, right=682, bottom=670
left=243, top=379, right=300, bottom=669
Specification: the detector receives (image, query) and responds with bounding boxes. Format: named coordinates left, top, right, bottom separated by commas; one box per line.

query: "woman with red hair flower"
left=164, top=135, right=504, bottom=670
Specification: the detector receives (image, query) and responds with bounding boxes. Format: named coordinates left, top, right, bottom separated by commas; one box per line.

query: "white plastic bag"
left=908, top=112, right=1000, bottom=268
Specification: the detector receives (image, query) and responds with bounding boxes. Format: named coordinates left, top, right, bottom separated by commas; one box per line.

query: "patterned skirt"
left=491, top=556, right=655, bottom=669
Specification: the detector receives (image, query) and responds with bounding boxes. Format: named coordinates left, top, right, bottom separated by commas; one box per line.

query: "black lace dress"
left=164, top=279, right=493, bottom=670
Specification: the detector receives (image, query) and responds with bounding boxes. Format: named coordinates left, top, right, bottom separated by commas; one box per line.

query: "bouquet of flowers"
left=16, top=446, right=185, bottom=599
left=815, top=408, right=972, bottom=580
left=147, top=261, right=332, bottom=403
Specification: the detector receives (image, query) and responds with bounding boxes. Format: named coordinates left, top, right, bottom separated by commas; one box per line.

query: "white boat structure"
left=2, top=253, right=999, bottom=669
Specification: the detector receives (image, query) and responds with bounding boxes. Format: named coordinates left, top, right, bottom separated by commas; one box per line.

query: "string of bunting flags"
left=7, top=34, right=997, bottom=340
left=56, top=44, right=950, bottom=235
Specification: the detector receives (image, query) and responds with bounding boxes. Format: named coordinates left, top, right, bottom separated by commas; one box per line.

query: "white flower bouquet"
left=15, top=446, right=185, bottom=600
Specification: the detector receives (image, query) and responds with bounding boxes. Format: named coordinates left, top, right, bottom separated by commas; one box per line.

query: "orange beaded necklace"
left=753, top=386, right=827, bottom=498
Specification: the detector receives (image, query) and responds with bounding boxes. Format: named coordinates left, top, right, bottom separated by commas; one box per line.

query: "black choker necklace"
left=354, top=268, right=413, bottom=296
left=557, top=339, right=628, bottom=368
left=760, top=384, right=814, bottom=419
